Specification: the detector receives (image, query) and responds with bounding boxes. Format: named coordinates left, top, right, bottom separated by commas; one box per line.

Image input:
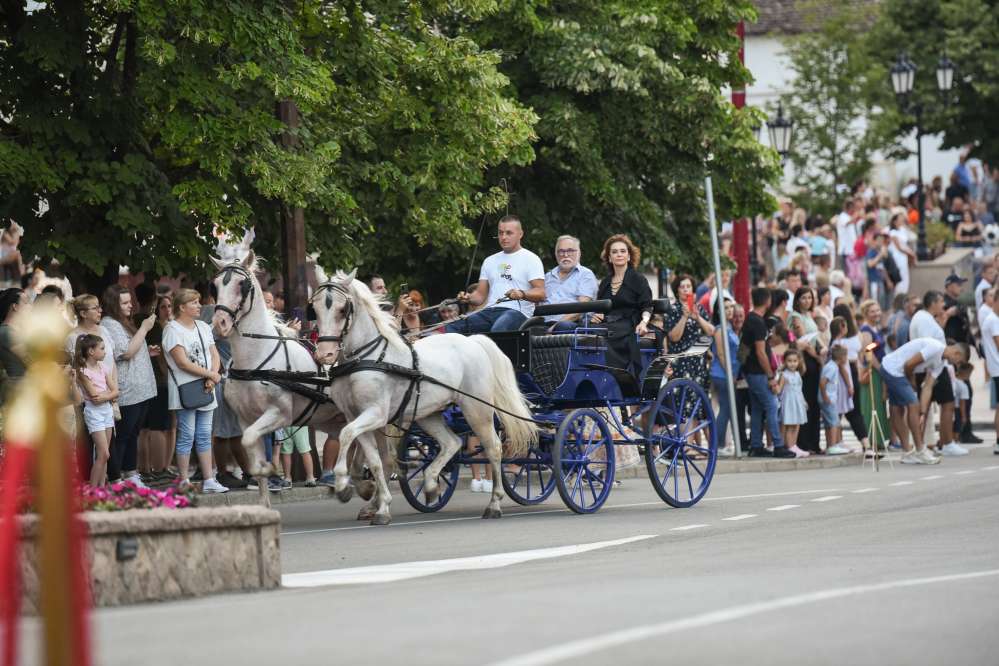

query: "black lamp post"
left=890, top=52, right=956, bottom=260
left=746, top=104, right=794, bottom=284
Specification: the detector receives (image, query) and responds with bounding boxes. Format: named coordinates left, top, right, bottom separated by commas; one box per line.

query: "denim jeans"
left=746, top=373, right=784, bottom=449
left=711, top=377, right=733, bottom=449
left=445, top=307, right=527, bottom=334
left=175, top=408, right=214, bottom=455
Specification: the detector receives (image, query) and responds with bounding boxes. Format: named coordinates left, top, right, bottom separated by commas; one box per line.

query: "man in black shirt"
left=741, top=287, right=795, bottom=458
left=941, top=273, right=982, bottom=444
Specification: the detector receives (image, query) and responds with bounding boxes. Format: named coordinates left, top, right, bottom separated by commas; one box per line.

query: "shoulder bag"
left=165, top=322, right=214, bottom=410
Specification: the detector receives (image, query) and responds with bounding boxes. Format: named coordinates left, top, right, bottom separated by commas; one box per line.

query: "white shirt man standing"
left=980, top=286, right=999, bottom=454
left=543, top=235, right=598, bottom=332
left=447, top=215, right=546, bottom=333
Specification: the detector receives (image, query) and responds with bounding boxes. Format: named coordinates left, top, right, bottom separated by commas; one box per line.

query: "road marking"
left=890, top=481, right=913, bottom=486
left=767, top=504, right=799, bottom=511
left=953, top=470, right=975, bottom=475
left=669, top=524, right=709, bottom=532
left=721, top=514, right=757, bottom=521
left=281, top=488, right=848, bottom=536
left=851, top=488, right=879, bottom=494
left=984, top=465, right=999, bottom=471
left=811, top=495, right=842, bottom=502
left=920, top=475, right=943, bottom=481
left=282, top=534, right=657, bottom=588
left=491, top=568, right=999, bottom=666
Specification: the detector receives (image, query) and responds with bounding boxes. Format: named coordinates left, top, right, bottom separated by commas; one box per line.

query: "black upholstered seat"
left=530, top=334, right=606, bottom=349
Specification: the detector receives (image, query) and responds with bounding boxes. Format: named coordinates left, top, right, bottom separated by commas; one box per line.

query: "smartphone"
left=865, top=342, right=879, bottom=352
left=685, top=293, right=695, bottom=312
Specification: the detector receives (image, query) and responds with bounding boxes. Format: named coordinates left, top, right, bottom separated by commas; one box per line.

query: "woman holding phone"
left=663, top=273, right=714, bottom=388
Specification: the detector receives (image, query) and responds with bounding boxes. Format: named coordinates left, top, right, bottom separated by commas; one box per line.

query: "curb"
left=196, top=452, right=863, bottom=508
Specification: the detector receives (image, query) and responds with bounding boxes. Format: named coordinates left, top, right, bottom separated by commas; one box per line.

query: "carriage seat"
left=530, top=334, right=606, bottom=349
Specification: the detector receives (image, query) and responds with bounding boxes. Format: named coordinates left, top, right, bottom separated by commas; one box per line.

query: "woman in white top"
left=162, top=289, right=227, bottom=493
left=831, top=303, right=870, bottom=452
left=888, top=211, right=916, bottom=295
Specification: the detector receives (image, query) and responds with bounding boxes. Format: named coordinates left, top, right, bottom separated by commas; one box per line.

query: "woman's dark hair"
left=0, top=288, right=23, bottom=323
left=102, top=285, right=136, bottom=334
left=767, top=289, right=789, bottom=316
left=672, top=273, right=695, bottom=299
left=890, top=211, right=906, bottom=229
left=829, top=316, right=847, bottom=341
left=73, top=333, right=103, bottom=370
left=832, top=303, right=858, bottom=337
left=817, top=286, right=830, bottom=304
left=793, top=287, right=814, bottom=314
left=711, top=297, right=734, bottom=326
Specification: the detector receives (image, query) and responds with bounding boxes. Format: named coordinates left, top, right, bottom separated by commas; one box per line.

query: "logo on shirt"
left=499, top=262, right=513, bottom=281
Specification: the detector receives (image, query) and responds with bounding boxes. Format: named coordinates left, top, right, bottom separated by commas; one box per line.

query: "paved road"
left=21, top=446, right=999, bottom=665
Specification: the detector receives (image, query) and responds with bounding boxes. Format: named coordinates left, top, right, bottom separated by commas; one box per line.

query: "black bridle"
left=311, top=281, right=354, bottom=344
left=213, top=264, right=256, bottom=332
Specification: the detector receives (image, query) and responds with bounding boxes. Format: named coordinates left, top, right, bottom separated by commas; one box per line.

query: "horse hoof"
left=336, top=486, right=354, bottom=503
left=356, top=507, right=375, bottom=521
left=357, top=480, right=376, bottom=501
left=481, top=507, right=502, bottom=520
left=370, top=514, right=391, bottom=526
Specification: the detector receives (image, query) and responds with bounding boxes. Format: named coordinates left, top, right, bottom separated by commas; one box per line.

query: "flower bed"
left=81, top=481, right=196, bottom=511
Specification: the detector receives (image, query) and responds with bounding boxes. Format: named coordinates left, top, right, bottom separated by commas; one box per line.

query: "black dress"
left=662, top=300, right=710, bottom=389
left=597, top=267, right=653, bottom=378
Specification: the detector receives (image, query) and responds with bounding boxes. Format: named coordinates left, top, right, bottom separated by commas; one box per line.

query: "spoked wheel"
left=644, top=378, right=717, bottom=508
left=501, top=440, right=556, bottom=506
left=397, top=433, right=460, bottom=513
left=553, top=408, right=615, bottom=514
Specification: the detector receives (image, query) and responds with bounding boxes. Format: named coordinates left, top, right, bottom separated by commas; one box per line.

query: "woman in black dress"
left=663, top=273, right=714, bottom=389
left=591, top=235, right=652, bottom=378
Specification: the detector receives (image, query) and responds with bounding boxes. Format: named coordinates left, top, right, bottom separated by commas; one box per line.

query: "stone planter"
left=17, top=505, right=280, bottom=611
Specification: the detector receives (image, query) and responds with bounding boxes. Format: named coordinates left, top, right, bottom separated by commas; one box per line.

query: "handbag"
left=165, top=322, right=214, bottom=410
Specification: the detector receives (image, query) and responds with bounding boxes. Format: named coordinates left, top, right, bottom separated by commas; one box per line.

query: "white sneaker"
left=826, top=444, right=851, bottom=455
left=124, top=474, right=148, bottom=489
left=470, top=478, right=484, bottom=493
left=941, top=442, right=969, bottom=456
left=917, top=449, right=942, bottom=465
left=202, top=478, right=229, bottom=494
left=900, top=450, right=921, bottom=464
left=482, top=479, right=494, bottom=494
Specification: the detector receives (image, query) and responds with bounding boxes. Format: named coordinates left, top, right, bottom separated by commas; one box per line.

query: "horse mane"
left=334, top=271, right=406, bottom=353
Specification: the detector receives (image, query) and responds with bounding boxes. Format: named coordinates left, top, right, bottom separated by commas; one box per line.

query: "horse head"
left=313, top=268, right=357, bottom=365
left=210, top=251, right=258, bottom=337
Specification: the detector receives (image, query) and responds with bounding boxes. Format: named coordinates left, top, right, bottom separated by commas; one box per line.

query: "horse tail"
left=469, top=335, right=538, bottom=457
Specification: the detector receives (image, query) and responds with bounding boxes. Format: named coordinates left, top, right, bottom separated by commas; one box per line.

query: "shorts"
left=820, top=402, right=840, bottom=429
left=143, top=387, right=172, bottom=431
left=914, top=370, right=954, bottom=404
left=881, top=369, right=918, bottom=407
left=279, top=427, right=311, bottom=455
left=83, top=402, right=115, bottom=434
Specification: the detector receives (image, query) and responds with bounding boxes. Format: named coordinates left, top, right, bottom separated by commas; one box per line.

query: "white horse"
left=209, top=252, right=357, bottom=508
left=312, top=270, right=538, bottom=525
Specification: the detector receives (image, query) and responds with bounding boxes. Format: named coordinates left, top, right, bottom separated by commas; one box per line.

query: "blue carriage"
left=397, top=299, right=718, bottom=514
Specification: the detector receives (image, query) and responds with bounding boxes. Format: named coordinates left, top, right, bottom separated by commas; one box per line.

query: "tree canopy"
left=1, top=0, right=779, bottom=294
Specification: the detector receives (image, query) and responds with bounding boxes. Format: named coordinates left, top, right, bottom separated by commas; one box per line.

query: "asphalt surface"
left=19, top=445, right=999, bottom=665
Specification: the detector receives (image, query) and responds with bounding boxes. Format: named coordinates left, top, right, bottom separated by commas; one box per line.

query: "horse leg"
left=465, top=404, right=505, bottom=519
left=333, top=406, right=387, bottom=503
left=241, top=407, right=285, bottom=508
left=355, top=431, right=392, bottom=525
left=413, top=415, right=463, bottom=505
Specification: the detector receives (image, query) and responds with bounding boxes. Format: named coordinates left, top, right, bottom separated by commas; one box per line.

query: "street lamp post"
left=744, top=105, right=794, bottom=286
left=890, top=52, right=956, bottom=260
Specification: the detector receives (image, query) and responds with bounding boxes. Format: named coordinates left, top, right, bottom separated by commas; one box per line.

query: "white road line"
left=491, top=568, right=999, bottom=666
left=811, top=495, right=843, bottom=502
left=953, top=470, right=976, bottom=475
left=851, top=488, right=879, bottom=494
left=282, top=534, right=657, bottom=588
left=281, top=488, right=848, bottom=536
left=890, top=481, right=913, bottom=486
left=984, top=465, right=999, bottom=471
left=920, top=475, right=943, bottom=481
left=669, top=524, right=709, bottom=532
left=766, top=505, right=800, bottom=511
left=721, top=514, right=758, bottom=521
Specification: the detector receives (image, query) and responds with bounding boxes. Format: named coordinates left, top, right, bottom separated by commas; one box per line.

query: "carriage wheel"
left=553, top=408, right=615, bottom=514
left=501, top=440, right=556, bottom=506
left=397, top=433, right=460, bottom=513
left=644, top=378, right=717, bottom=508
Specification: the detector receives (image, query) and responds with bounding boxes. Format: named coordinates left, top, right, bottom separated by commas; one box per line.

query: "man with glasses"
left=447, top=215, right=546, bottom=333
left=543, top=235, right=598, bottom=332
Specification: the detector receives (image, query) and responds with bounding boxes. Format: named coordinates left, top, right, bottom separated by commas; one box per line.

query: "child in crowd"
left=276, top=426, right=317, bottom=489
left=952, top=362, right=974, bottom=440
left=75, top=334, right=119, bottom=487
left=820, top=345, right=852, bottom=455
left=814, top=315, right=830, bottom=349
left=780, top=349, right=810, bottom=458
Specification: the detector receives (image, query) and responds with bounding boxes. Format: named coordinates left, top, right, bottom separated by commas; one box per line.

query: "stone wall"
left=909, top=247, right=976, bottom=299
left=18, top=505, right=281, bottom=611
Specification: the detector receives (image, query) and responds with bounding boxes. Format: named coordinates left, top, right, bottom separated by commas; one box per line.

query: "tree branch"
left=122, top=15, right=137, bottom=96
left=102, top=14, right=128, bottom=90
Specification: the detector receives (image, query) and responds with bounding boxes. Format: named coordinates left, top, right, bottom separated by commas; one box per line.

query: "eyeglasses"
left=556, top=249, right=579, bottom=256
